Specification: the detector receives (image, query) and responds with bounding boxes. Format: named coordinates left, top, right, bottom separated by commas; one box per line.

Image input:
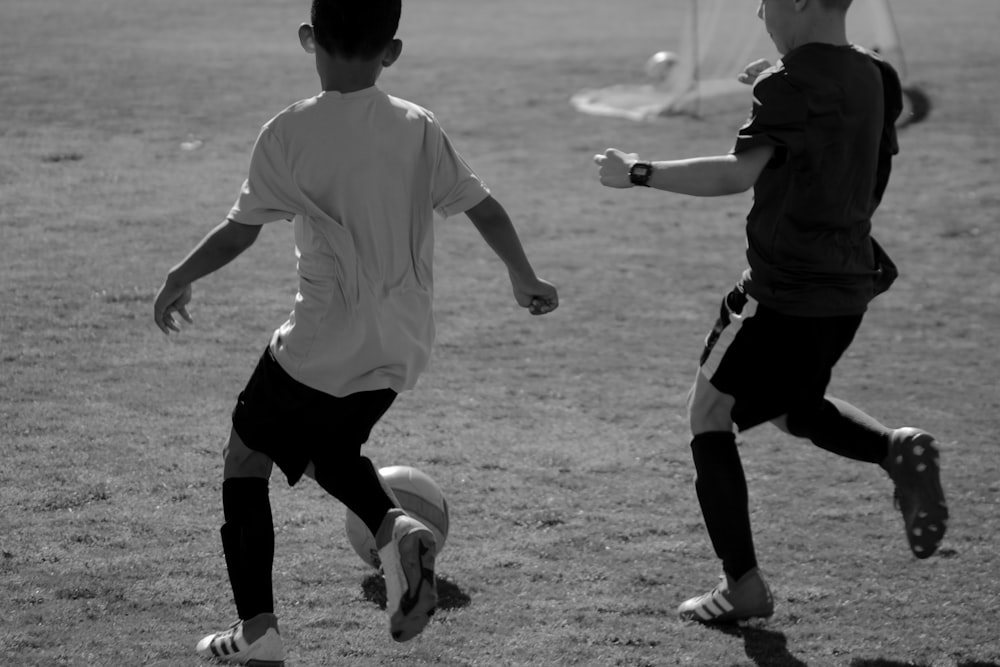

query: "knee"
left=688, top=377, right=736, bottom=436
left=223, top=429, right=273, bottom=480
left=783, top=403, right=825, bottom=439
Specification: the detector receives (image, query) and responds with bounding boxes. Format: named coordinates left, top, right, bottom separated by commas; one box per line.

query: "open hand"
left=738, top=58, right=772, bottom=85
left=593, top=148, right=639, bottom=188
left=153, top=280, right=193, bottom=334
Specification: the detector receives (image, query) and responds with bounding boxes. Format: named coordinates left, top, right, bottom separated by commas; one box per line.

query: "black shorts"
left=699, top=286, right=863, bottom=431
left=232, top=348, right=397, bottom=486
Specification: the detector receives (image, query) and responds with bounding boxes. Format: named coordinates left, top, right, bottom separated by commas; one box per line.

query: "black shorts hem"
left=700, top=290, right=863, bottom=432
left=232, top=348, right=396, bottom=485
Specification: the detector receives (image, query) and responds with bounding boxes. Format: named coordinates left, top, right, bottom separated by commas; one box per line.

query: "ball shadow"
left=361, top=572, right=471, bottom=611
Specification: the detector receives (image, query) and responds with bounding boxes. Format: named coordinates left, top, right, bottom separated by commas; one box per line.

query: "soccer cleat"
left=377, top=510, right=437, bottom=642
left=886, top=427, right=948, bottom=558
left=195, top=615, right=285, bottom=666
left=678, top=568, right=774, bottom=623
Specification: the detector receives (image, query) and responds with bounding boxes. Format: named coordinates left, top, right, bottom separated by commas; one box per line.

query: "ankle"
left=242, top=612, right=279, bottom=642
left=374, top=508, right=407, bottom=550
left=880, top=429, right=897, bottom=471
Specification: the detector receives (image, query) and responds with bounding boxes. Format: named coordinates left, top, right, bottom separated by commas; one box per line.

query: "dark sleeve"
left=732, top=70, right=808, bottom=166
left=873, top=57, right=903, bottom=206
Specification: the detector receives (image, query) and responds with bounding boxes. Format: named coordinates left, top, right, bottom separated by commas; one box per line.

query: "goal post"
left=571, top=0, right=908, bottom=121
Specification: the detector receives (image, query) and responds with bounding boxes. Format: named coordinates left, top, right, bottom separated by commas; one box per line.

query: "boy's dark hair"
left=817, top=0, right=853, bottom=11
left=310, top=0, right=401, bottom=60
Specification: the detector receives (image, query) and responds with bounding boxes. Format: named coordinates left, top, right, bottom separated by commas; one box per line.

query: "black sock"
left=690, top=432, right=757, bottom=581
left=786, top=397, right=890, bottom=465
left=221, top=477, right=275, bottom=620
left=314, top=455, right=395, bottom=537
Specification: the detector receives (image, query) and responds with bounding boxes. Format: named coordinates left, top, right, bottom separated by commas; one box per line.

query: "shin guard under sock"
left=222, top=477, right=275, bottom=619
left=786, top=397, right=891, bottom=465
left=690, top=432, right=757, bottom=580
left=314, top=455, right=395, bottom=537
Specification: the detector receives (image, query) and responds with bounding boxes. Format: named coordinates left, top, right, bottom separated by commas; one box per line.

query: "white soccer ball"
left=345, top=465, right=450, bottom=569
left=645, top=50, right=679, bottom=81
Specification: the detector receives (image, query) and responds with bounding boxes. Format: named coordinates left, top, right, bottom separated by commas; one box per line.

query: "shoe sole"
left=390, top=530, right=437, bottom=642
left=893, top=429, right=948, bottom=558
left=198, top=652, right=284, bottom=666
left=678, top=606, right=774, bottom=624
left=196, top=624, right=284, bottom=666
left=678, top=591, right=773, bottom=623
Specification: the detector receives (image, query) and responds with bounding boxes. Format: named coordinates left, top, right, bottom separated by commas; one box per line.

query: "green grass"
left=2, top=0, right=999, bottom=665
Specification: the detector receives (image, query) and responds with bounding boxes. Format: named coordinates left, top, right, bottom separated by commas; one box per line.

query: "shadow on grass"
left=360, top=572, right=471, bottom=611
left=712, top=624, right=809, bottom=667
left=851, top=662, right=1000, bottom=667
left=708, top=626, right=1000, bottom=667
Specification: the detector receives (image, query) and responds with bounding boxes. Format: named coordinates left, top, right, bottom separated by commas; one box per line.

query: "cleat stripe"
left=715, top=595, right=735, bottom=612
left=703, top=600, right=723, bottom=617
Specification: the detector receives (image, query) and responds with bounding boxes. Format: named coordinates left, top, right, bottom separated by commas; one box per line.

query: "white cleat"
left=195, top=616, right=284, bottom=666
left=377, top=510, right=437, bottom=642
left=678, top=568, right=774, bottom=623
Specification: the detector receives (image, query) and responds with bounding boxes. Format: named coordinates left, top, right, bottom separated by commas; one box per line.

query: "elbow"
left=229, top=221, right=262, bottom=252
left=716, top=176, right=754, bottom=196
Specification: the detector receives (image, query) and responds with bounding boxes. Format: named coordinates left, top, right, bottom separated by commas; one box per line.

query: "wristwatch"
left=629, top=161, right=653, bottom=187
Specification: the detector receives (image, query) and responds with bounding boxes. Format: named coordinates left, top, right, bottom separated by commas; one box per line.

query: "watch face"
left=630, top=163, right=652, bottom=184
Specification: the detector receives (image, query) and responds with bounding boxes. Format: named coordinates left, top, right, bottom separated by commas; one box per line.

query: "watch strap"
left=629, top=161, right=653, bottom=187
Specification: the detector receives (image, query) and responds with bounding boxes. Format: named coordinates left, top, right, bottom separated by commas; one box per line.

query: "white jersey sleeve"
left=228, top=125, right=299, bottom=225
left=430, top=124, right=490, bottom=219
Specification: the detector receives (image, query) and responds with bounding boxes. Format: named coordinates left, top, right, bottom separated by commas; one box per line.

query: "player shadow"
left=851, top=662, right=1000, bottom=667
left=361, top=572, right=471, bottom=611
left=711, top=624, right=809, bottom=667
left=707, top=626, right=1000, bottom=667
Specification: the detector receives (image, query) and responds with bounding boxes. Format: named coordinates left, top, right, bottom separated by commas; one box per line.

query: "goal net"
left=572, top=0, right=907, bottom=121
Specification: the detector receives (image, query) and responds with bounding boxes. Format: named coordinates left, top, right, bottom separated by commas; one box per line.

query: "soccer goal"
left=571, top=0, right=908, bottom=121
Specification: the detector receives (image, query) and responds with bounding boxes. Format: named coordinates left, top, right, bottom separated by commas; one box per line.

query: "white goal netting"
left=572, top=0, right=906, bottom=120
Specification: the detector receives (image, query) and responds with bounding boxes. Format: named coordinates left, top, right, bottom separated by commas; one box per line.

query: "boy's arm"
left=153, top=219, right=262, bottom=334
left=738, top=58, right=773, bottom=86
left=464, top=195, right=558, bottom=316
left=594, top=146, right=774, bottom=197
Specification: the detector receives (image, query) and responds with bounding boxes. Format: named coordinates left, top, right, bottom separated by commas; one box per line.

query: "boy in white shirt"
left=153, top=1, right=558, bottom=662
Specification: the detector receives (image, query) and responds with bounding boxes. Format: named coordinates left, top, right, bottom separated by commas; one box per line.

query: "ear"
left=298, top=23, right=317, bottom=54
left=381, top=39, right=403, bottom=68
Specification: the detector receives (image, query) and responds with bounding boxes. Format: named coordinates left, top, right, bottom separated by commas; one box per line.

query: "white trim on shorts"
left=700, top=294, right=760, bottom=381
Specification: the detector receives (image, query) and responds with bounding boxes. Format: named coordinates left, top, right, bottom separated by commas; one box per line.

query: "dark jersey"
left=733, top=43, right=903, bottom=316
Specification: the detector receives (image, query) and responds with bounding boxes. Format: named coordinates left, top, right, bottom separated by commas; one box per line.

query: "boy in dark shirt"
left=594, top=0, right=947, bottom=622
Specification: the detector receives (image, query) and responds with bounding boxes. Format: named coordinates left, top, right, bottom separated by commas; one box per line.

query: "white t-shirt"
left=228, top=86, right=490, bottom=396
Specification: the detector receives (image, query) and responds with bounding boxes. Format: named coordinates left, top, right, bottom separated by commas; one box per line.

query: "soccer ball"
left=644, top=50, right=679, bottom=81
left=345, top=465, right=450, bottom=569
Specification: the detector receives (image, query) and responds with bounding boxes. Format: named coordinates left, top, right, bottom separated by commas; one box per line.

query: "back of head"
left=311, top=0, right=401, bottom=60
left=817, top=0, right=852, bottom=12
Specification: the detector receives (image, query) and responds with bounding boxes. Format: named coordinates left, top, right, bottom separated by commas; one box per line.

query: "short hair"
left=817, top=0, right=853, bottom=11
left=310, top=0, right=401, bottom=60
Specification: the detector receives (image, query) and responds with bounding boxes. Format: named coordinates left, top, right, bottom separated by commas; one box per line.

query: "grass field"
left=2, top=0, right=999, bottom=665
